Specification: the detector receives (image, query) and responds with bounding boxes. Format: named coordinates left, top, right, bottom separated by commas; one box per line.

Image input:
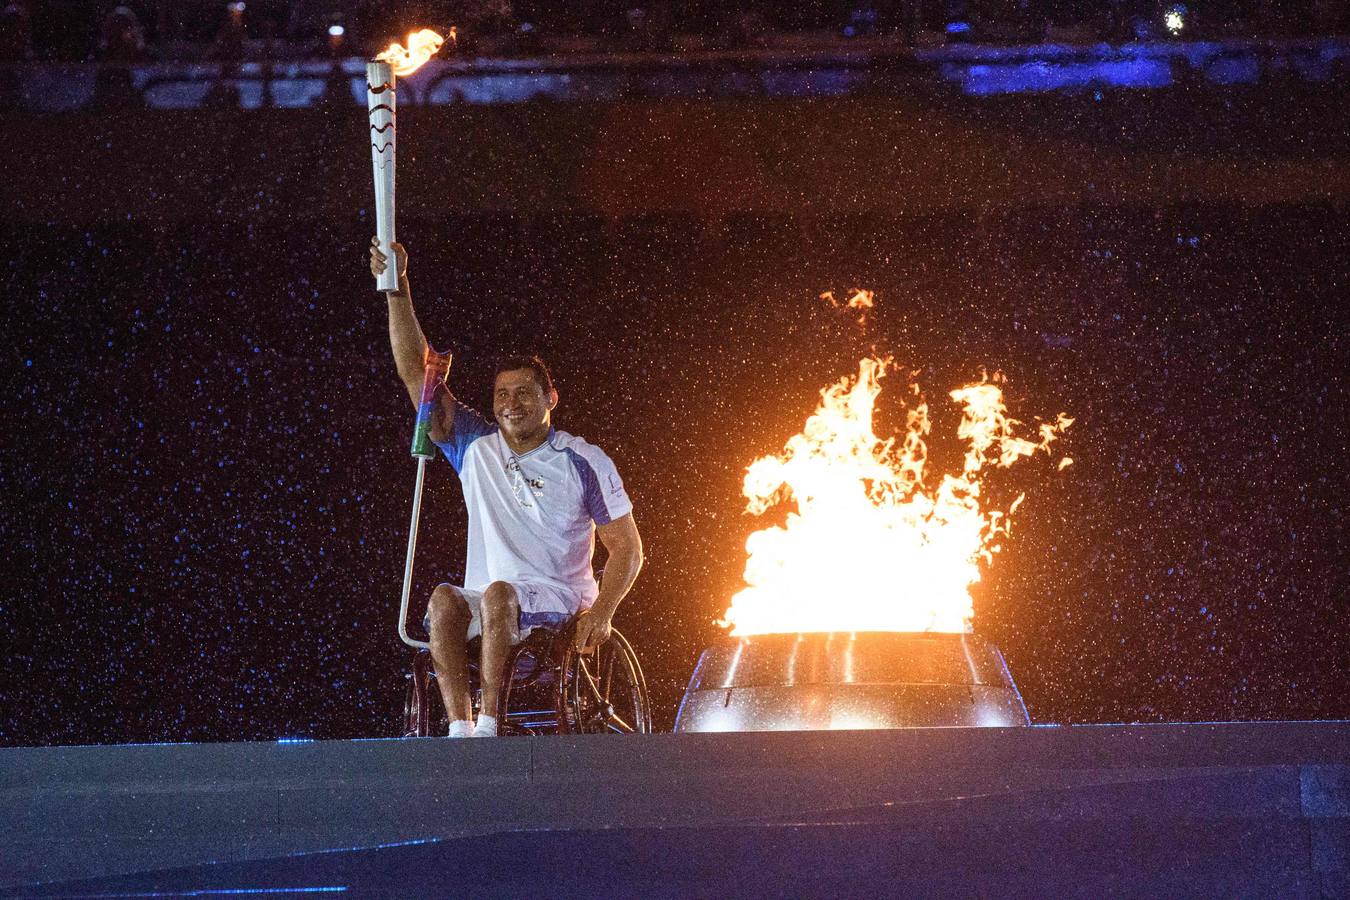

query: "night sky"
left=4, top=81, right=1348, bottom=745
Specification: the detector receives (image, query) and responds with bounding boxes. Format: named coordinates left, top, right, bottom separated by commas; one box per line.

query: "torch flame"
left=723, top=357, right=1071, bottom=637
left=376, top=27, right=453, bottom=77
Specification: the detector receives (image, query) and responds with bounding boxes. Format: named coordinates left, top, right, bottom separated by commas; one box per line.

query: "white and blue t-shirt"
left=434, top=402, right=633, bottom=614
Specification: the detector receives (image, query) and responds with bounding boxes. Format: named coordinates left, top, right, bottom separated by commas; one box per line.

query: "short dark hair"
left=493, top=355, right=555, bottom=395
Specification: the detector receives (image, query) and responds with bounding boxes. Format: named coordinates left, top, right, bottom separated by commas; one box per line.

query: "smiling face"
left=493, top=368, right=556, bottom=450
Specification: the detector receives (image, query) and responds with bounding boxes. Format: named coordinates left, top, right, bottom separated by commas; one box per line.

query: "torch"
left=366, top=59, right=398, bottom=292
left=366, top=28, right=450, bottom=293
left=397, top=348, right=453, bottom=651
left=368, top=28, right=451, bottom=649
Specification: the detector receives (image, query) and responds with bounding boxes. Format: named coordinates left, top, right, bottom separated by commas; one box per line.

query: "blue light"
left=275, top=737, right=315, bottom=744
left=64, top=889, right=347, bottom=897
left=958, top=58, right=1173, bottom=96
left=946, top=22, right=971, bottom=35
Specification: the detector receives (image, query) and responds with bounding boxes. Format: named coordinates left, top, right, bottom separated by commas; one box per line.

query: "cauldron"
left=674, top=631, right=1030, bottom=732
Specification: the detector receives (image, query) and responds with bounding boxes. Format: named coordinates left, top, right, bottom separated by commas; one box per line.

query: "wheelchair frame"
left=401, top=617, right=652, bottom=737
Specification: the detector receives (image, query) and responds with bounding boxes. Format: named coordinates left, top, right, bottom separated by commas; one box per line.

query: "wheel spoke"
left=605, top=711, right=634, bottom=733
left=601, top=644, right=616, bottom=704
left=578, top=655, right=608, bottom=706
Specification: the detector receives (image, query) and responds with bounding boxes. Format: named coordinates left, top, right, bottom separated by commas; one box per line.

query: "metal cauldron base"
left=675, top=631, right=1030, bottom=733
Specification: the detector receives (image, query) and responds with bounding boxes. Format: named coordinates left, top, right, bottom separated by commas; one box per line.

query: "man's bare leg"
left=476, top=581, right=519, bottom=733
left=427, top=584, right=473, bottom=728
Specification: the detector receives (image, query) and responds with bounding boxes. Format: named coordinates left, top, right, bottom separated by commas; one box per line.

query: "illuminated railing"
left=1, top=38, right=1345, bottom=111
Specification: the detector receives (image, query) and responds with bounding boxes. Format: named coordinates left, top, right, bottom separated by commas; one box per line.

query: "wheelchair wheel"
left=403, top=637, right=560, bottom=738
left=556, top=627, right=652, bottom=735
left=494, top=633, right=569, bottom=735
left=403, top=649, right=444, bottom=738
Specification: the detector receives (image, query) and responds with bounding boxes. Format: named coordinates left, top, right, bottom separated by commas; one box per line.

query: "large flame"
left=723, top=357, right=1071, bottom=636
left=376, top=28, right=453, bottom=77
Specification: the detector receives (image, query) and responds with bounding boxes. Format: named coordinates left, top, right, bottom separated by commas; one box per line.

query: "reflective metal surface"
left=674, top=631, right=1030, bottom=732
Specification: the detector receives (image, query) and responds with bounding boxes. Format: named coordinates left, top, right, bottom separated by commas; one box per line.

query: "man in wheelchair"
left=372, top=237, right=644, bottom=737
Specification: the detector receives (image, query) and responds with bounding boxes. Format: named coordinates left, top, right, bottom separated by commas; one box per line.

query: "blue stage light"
left=75, top=889, right=347, bottom=896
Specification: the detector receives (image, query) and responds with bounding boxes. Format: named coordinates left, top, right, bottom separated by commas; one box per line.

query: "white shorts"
left=424, top=581, right=578, bottom=644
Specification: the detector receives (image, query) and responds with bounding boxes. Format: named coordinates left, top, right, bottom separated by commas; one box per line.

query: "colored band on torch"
left=410, top=350, right=452, bottom=459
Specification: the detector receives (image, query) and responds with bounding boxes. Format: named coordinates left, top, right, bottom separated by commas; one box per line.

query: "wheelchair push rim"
left=556, top=626, right=652, bottom=735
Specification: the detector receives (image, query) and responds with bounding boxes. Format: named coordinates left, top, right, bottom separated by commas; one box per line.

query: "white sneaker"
left=472, top=714, right=499, bottom=737
left=446, top=719, right=473, bottom=738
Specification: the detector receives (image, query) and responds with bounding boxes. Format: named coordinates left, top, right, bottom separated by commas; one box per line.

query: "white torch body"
left=367, top=60, right=398, bottom=292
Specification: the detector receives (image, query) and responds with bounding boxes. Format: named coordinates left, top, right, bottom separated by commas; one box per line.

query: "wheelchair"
left=401, top=613, right=652, bottom=737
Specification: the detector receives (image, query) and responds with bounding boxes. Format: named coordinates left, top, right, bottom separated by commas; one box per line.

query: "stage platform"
left=3, top=722, right=1347, bottom=897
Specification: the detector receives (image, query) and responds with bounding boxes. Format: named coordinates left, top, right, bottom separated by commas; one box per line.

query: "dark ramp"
left=2, top=723, right=1346, bottom=897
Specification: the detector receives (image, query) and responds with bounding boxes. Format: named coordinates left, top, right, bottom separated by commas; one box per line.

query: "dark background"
left=11, top=2, right=1344, bottom=63
left=3, top=70, right=1348, bottom=745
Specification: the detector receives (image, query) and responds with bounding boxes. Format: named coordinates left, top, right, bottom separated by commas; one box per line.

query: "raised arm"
left=371, top=236, right=429, bottom=408
left=575, top=512, right=644, bottom=651
left=371, top=237, right=454, bottom=440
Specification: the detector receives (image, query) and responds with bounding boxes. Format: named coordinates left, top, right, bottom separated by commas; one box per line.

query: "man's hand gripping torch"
left=397, top=349, right=452, bottom=650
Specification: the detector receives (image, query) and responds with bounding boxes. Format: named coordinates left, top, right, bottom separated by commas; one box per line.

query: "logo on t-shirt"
left=608, top=473, right=624, bottom=496
left=506, top=458, right=546, bottom=507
